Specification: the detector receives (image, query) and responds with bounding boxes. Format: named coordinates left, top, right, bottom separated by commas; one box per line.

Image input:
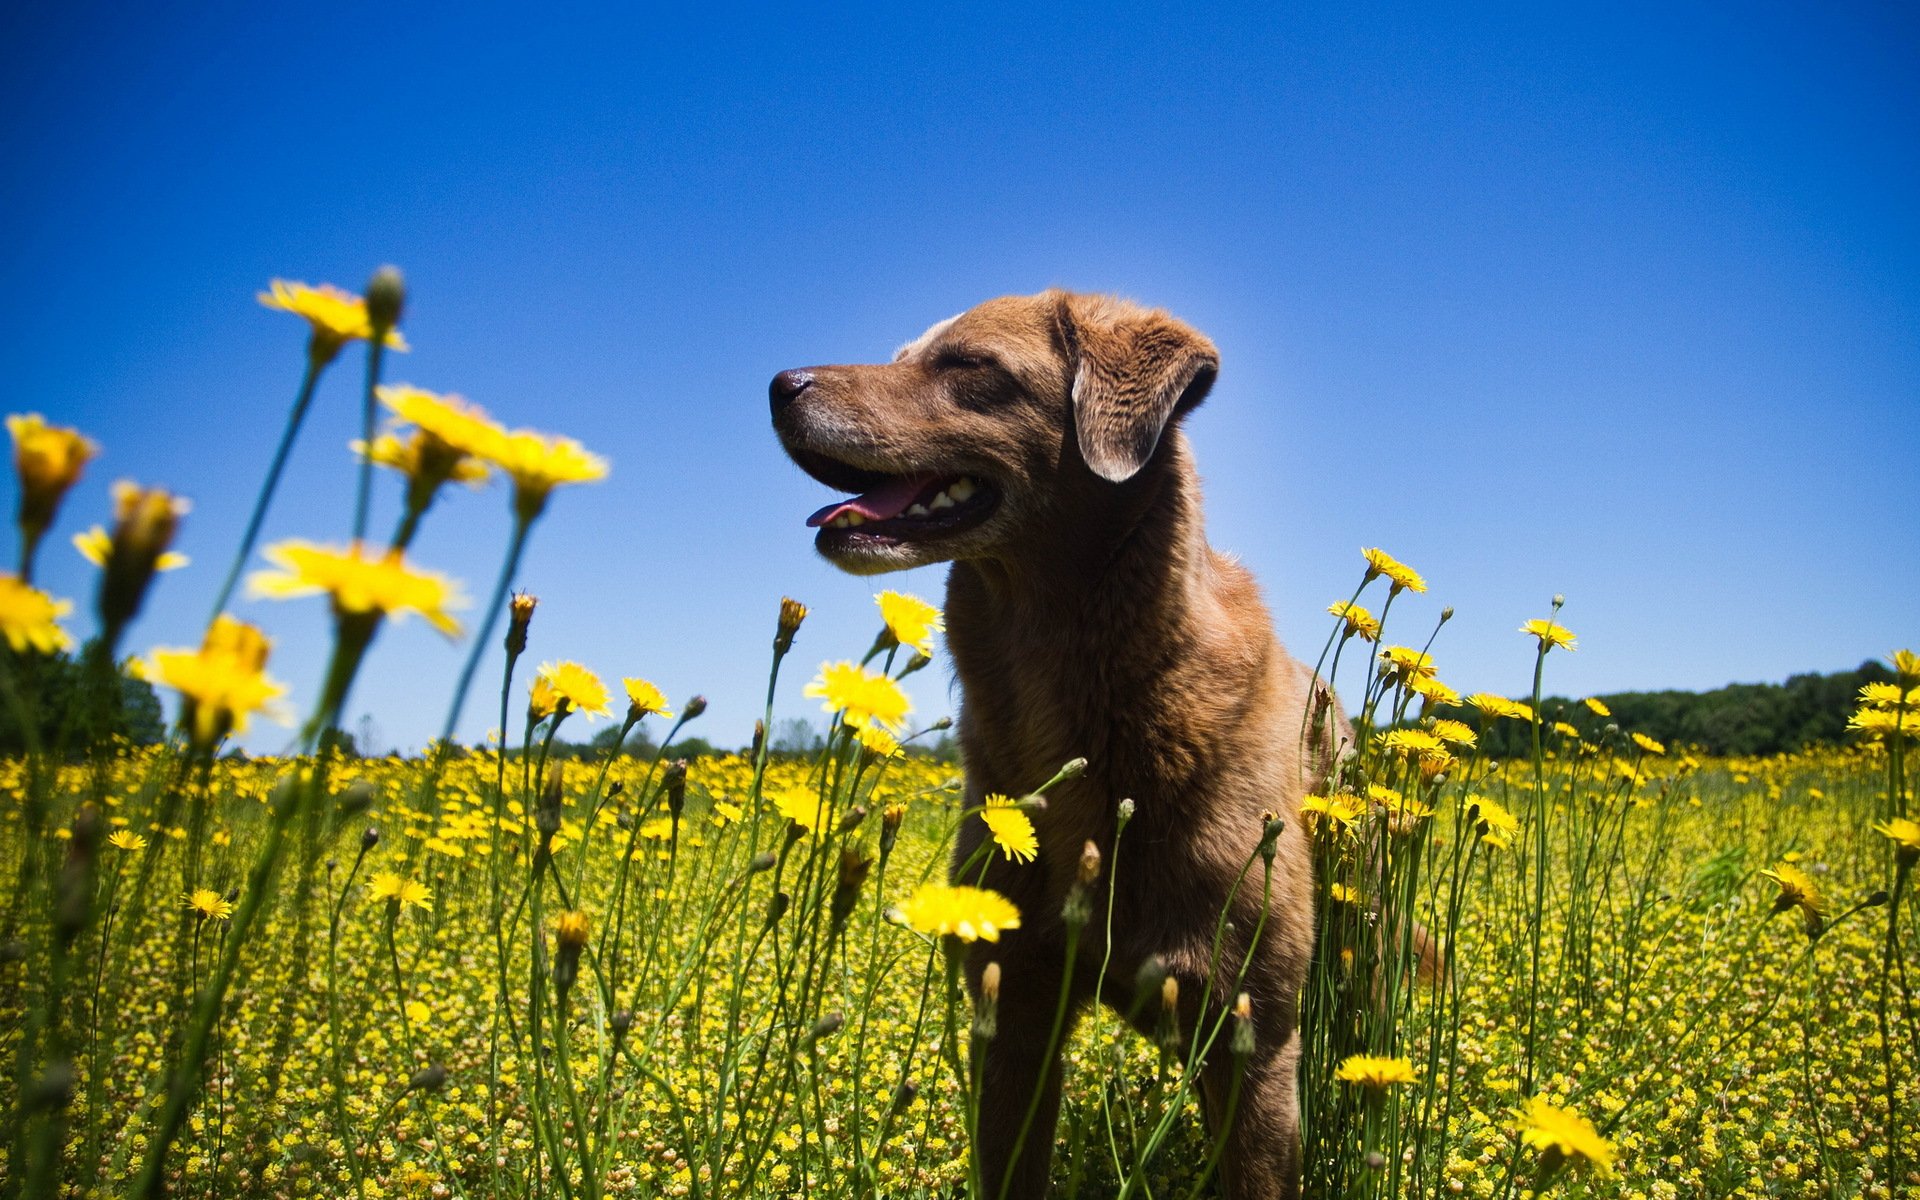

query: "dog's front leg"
left=967, top=942, right=1081, bottom=1200
left=1198, top=1027, right=1302, bottom=1200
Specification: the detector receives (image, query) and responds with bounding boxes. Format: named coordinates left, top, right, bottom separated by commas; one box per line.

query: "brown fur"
left=772, top=291, right=1334, bottom=1200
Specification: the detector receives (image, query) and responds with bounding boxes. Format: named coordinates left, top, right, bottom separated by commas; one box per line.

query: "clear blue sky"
left=3, top=2, right=1916, bottom=754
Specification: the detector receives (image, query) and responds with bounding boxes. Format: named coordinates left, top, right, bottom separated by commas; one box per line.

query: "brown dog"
left=772, top=291, right=1332, bottom=1200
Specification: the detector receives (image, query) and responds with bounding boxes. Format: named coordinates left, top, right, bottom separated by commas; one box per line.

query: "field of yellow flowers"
left=0, top=270, right=1914, bottom=1200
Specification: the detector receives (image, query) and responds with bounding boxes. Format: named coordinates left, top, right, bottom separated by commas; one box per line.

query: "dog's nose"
left=770, top=369, right=814, bottom=415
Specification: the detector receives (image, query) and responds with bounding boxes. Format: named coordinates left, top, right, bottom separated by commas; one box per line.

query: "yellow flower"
left=980, top=794, right=1038, bottom=864
left=1378, top=645, right=1437, bottom=681
left=368, top=871, right=434, bottom=913
left=1360, top=547, right=1426, bottom=594
left=774, top=786, right=826, bottom=834
left=804, top=660, right=911, bottom=733
left=74, top=526, right=187, bottom=572
left=141, top=616, right=290, bottom=749
left=553, top=910, right=591, bottom=947
left=354, top=432, right=491, bottom=488
left=95, top=482, right=191, bottom=631
left=0, top=574, right=73, bottom=654
left=1407, top=673, right=1460, bottom=708
left=622, top=677, right=673, bottom=721
left=1327, top=600, right=1380, bottom=641
left=1370, top=784, right=1434, bottom=831
left=1892, top=648, right=1919, bottom=682
left=1873, top=817, right=1920, bottom=866
left=1427, top=719, right=1477, bottom=748
left=8, top=413, right=96, bottom=542
left=876, top=591, right=944, bottom=656
left=528, top=675, right=562, bottom=721
left=1630, top=732, right=1666, bottom=755
left=1465, top=693, right=1533, bottom=722
left=1466, top=795, right=1519, bottom=850
left=533, top=661, right=612, bottom=720
left=1520, top=618, right=1577, bottom=653
left=855, top=722, right=900, bottom=758
left=1301, top=793, right=1363, bottom=838
left=896, top=882, right=1021, bottom=943
left=1582, top=697, right=1611, bottom=717
left=258, top=279, right=408, bottom=362
left=483, top=428, right=609, bottom=522
left=1552, top=720, right=1581, bottom=739
left=1327, top=883, right=1358, bottom=904
left=1334, top=1054, right=1419, bottom=1089
left=1379, top=728, right=1447, bottom=760
left=711, top=800, right=744, bottom=825
left=1760, top=862, right=1823, bottom=937
left=1509, top=1095, right=1616, bottom=1177
left=249, top=540, right=465, bottom=638
left=185, top=888, right=235, bottom=921
left=108, top=830, right=147, bottom=853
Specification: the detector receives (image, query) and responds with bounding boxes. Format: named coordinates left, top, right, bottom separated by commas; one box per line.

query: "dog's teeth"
left=831, top=514, right=852, bottom=529
left=949, top=477, right=976, bottom=502
left=846, top=512, right=866, bottom=526
left=906, top=503, right=930, bottom=517
left=929, top=491, right=955, bottom=511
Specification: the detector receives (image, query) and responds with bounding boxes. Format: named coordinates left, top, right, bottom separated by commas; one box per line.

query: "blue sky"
left=3, top=2, right=1916, bottom=754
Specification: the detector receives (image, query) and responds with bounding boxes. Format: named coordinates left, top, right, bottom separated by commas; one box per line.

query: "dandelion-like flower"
left=1760, top=862, right=1824, bottom=937
left=1427, top=718, right=1477, bottom=748
left=1378, top=645, right=1437, bottom=681
left=108, top=830, right=147, bottom=853
left=876, top=591, right=944, bottom=656
left=1520, top=618, right=1578, bottom=653
left=1334, top=1054, right=1419, bottom=1089
left=528, top=675, right=562, bottom=721
left=1407, top=673, right=1460, bottom=708
left=368, top=871, right=434, bottom=913
left=1891, top=648, right=1918, bottom=682
left=95, top=482, right=190, bottom=634
left=1466, top=795, right=1519, bottom=850
left=533, top=661, right=612, bottom=720
left=1360, top=547, right=1426, bottom=594
left=774, top=786, right=826, bottom=835
left=622, top=677, right=673, bottom=721
left=1630, top=732, right=1666, bottom=755
left=185, top=888, right=235, bottom=922
left=141, top=615, right=290, bottom=750
left=258, top=279, right=409, bottom=363
left=0, top=575, right=72, bottom=654
left=980, top=794, right=1038, bottom=864
left=1465, top=693, right=1533, bottom=722
left=1510, top=1096, right=1615, bottom=1177
left=1874, top=817, right=1920, bottom=867
left=805, top=660, right=911, bottom=733
left=553, top=910, right=591, bottom=947
left=8, top=413, right=96, bottom=550
left=484, top=428, right=609, bottom=523
left=1327, top=600, right=1380, bottom=641
left=1300, top=793, right=1363, bottom=839
left=1583, top=697, right=1612, bottom=717
left=896, top=882, right=1021, bottom=943
left=74, top=526, right=187, bottom=573
left=249, top=540, right=465, bottom=638
left=855, top=722, right=900, bottom=758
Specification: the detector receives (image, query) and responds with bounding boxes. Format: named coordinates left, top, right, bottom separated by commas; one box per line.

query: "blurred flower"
left=96, top=482, right=190, bottom=635
left=74, top=526, right=186, bottom=572
left=258, top=279, right=409, bottom=364
left=897, top=882, right=1020, bottom=943
left=774, top=786, right=826, bottom=835
left=876, top=591, right=943, bottom=656
left=483, top=428, right=608, bottom=523
left=249, top=540, right=465, bottom=638
left=854, top=722, right=899, bottom=758
left=1630, top=732, right=1666, bottom=755
left=1510, top=1096, right=1615, bottom=1178
left=553, top=910, right=590, bottom=947
left=1760, top=863, right=1824, bottom=937
left=1466, top=795, right=1519, bottom=850
left=1466, top=693, right=1534, bottom=723
left=1360, top=547, right=1426, bottom=594
left=141, top=615, right=290, bottom=749
left=368, top=871, right=433, bottom=913
left=107, top=830, right=147, bottom=853
left=805, top=660, right=911, bottom=733
left=980, top=794, right=1037, bottom=864
left=1871, top=817, right=1920, bottom=867
left=1583, top=697, right=1612, bottom=717
left=0, top=575, right=72, bottom=654
left=1301, top=793, right=1363, bottom=839
left=1334, top=1054, right=1418, bottom=1089
left=8, top=413, right=96, bottom=552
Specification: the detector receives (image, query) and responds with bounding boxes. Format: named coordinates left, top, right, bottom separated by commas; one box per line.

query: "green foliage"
left=0, top=644, right=164, bottom=755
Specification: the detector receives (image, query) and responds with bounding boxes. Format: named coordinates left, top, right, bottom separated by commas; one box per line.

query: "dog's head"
left=771, top=290, right=1219, bottom=575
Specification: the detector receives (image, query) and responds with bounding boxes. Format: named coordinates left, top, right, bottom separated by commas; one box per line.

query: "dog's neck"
left=943, top=434, right=1269, bottom=801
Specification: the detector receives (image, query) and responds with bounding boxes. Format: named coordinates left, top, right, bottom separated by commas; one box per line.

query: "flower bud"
left=336, top=779, right=377, bottom=823
left=610, top=1010, right=634, bottom=1043
left=1117, top=797, right=1135, bottom=828
left=1059, top=757, right=1088, bottom=780
left=888, top=1080, right=918, bottom=1118
left=364, top=265, right=406, bottom=332
left=407, top=1064, right=448, bottom=1093
left=973, top=962, right=1001, bottom=1041
left=748, top=851, right=777, bottom=874
left=775, top=597, right=808, bottom=655
left=682, top=695, right=708, bottom=721
left=805, top=1011, right=845, bottom=1046
left=837, top=804, right=869, bottom=835
left=361, top=826, right=380, bottom=851
left=97, top=482, right=189, bottom=641
left=1231, top=992, right=1255, bottom=1057
left=8, top=414, right=95, bottom=566
left=505, top=592, right=537, bottom=658
left=664, top=759, right=688, bottom=819
left=1077, top=840, right=1101, bottom=887
left=829, top=847, right=871, bottom=931
left=761, top=890, right=791, bottom=931
left=880, top=803, right=906, bottom=859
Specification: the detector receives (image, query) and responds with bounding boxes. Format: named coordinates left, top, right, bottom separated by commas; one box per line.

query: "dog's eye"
left=935, top=349, right=994, bottom=372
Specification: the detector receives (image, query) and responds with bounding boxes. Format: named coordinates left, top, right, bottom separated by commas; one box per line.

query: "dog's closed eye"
left=932, top=347, right=999, bottom=373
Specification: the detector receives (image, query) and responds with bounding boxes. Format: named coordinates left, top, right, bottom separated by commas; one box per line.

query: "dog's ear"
left=1059, top=295, right=1220, bottom=483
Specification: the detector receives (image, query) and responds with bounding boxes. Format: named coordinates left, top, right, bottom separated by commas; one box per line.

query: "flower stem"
left=208, top=356, right=326, bottom=623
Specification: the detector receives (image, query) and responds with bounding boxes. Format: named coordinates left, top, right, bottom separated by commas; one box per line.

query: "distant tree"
left=0, top=643, right=166, bottom=755
left=770, top=717, right=824, bottom=755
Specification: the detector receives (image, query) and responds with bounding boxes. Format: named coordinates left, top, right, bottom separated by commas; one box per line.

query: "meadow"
left=0, top=272, right=1914, bottom=1199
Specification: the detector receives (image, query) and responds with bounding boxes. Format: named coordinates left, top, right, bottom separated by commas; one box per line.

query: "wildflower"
left=1466, top=693, right=1533, bottom=722
left=980, top=794, right=1038, bottom=863
left=484, top=428, right=609, bottom=524
left=368, top=871, right=434, bottom=913
left=1892, top=648, right=1918, bottom=682
left=1360, top=547, right=1426, bottom=594
left=8, top=413, right=96, bottom=554
left=258, top=279, right=408, bottom=364
left=553, top=910, right=590, bottom=947
left=622, top=677, right=673, bottom=721
left=1372, top=785, right=1434, bottom=831
left=533, top=661, right=611, bottom=720
left=141, top=615, right=290, bottom=750
left=185, top=888, right=234, bottom=922
left=1583, top=697, right=1611, bottom=717
left=1328, top=883, right=1358, bottom=904
left=876, top=591, right=944, bottom=655
left=1427, top=718, right=1477, bottom=748
left=775, top=596, right=808, bottom=656
left=1328, top=599, right=1380, bottom=641
left=1408, top=673, right=1460, bottom=708
left=1379, top=728, right=1447, bottom=759
left=1466, top=795, right=1519, bottom=850
left=1378, top=645, right=1437, bottom=680
left=1520, top=618, right=1577, bottom=653
left=1301, top=793, right=1363, bottom=839
left=1553, top=720, right=1581, bottom=739
left=1760, top=863, right=1824, bottom=937
left=505, top=591, right=537, bottom=657
left=528, top=675, right=562, bottom=721
left=74, top=526, right=187, bottom=573
left=1510, top=1095, right=1616, bottom=1178
left=1848, top=707, right=1920, bottom=739
left=95, top=482, right=190, bottom=636
left=855, top=722, right=900, bottom=758
left=1874, top=818, right=1920, bottom=868
left=0, top=575, right=72, bottom=654
left=774, top=786, right=826, bottom=835
left=107, top=830, right=147, bottom=853
left=805, top=660, right=911, bottom=733
left=250, top=540, right=464, bottom=638
left=1334, top=1054, right=1419, bottom=1090
left=1630, top=732, right=1666, bottom=755
left=897, top=882, right=1021, bottom=943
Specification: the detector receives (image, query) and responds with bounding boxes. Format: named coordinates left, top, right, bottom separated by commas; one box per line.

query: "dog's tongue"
left=806, top=474, right=936, bottom=528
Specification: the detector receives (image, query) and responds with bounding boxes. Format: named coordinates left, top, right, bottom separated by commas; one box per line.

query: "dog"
left=772, top=290, right=1333, bottom=1200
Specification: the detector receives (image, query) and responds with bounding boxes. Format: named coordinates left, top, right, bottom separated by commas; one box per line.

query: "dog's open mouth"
left=792, top=450, right=999, bottom=545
